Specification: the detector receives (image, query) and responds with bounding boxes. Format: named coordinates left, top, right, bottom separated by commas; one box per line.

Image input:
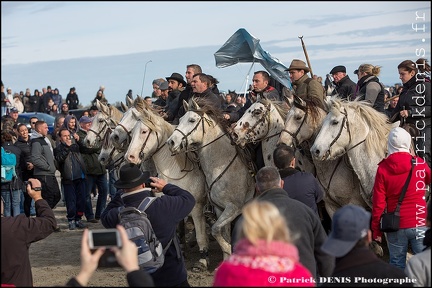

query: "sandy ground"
left=29, top=201, right=223, bottom=287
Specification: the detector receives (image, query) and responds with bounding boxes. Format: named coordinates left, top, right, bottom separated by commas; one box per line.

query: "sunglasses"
left=31, top=122, right=37, bottom=125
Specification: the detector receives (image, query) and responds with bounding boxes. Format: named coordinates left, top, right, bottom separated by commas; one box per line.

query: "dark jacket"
left=356, top=75, right=385, bottom=113
left=66, top=92, right=79, bottom=110
left=54, top=142, right=86, bottom=184
left=173, top=84, right=193, bottom=124
left=232, top=187, right=334, bottom=278
left=164, top=90, right=181, bottom=122
left=391, top=76, right=431, bottom=128
left=101, top=184, right=195, bottom=287
left=321, top=246, right=413, bottom=287
left=225, top=86, right=279, bottom=123
left=0, top=199, right=56, bottom=287
left=76, top=128, right=106, bottom=175
left=29, top=94, right=40, bottom=112
left=14, top=136, right=33, bottom=181
left=279, top=167, right=324, bottom=215
left=1, top=142, right=23, bottom=191
left=332, top=75, right=357, bottom=100
left=30, top=133, right=57, bottom=176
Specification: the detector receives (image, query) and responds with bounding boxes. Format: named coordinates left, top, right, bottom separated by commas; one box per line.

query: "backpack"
left=118, top=197, right=173, bottom=273
left=1, top=147, right=17, bottom=183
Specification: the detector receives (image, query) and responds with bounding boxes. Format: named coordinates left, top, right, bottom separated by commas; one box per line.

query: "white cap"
left=387, top=127, right=411, bottom=156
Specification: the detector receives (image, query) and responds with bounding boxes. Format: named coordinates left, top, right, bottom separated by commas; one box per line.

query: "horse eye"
left=188, top=118, right=196, bottom=123
left=252, top=110, right=261, bottom=116
left=331, top=120, right=339, bottom=125
left=295, top=115, right=302, bottom=121
left=141, top=130, right=147, bottom=134
left=98, top=119, right=104, bottom=123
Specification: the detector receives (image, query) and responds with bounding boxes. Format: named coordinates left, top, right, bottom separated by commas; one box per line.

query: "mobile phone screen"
left=92, top=231, right=118, bottom=247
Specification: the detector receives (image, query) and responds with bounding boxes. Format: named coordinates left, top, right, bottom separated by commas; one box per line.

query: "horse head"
left=167, top=98, right=220, bottom=155
left=231, top=99, right=272, bottom=147
left=279, top=95, right=326, bottom=148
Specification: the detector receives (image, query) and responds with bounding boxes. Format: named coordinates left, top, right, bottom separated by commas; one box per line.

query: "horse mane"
left=188, top=97, right=254, bottom=168
left=256, top=97, right=289, bottom=120
left=133, top=96, right=173, bottom=133
left=293, top=95, right=327, bottom=126
left=331, top=98, right=390, bottom=159
left=188, top=97, right=231, bottom=133
left=108, top=104, right=124, bottom=122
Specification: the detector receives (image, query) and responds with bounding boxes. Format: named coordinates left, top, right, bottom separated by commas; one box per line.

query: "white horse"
left=117, top=97, right=211, bottom=272
left=278, top=95, right=369, bottom=217
left=231, top=98, right=289, bottom=166
left=166, top=98, right=256, bottom=260
left=310, top=97, right=398, bottom=202
left=85, top=99, right=124, bottom=148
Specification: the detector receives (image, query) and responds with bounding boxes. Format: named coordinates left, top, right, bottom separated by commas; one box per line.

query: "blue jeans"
left=108, top=170, right=118, bottom=200
left=2, top=189, right=22, bottom=217
left=85, top=174, right=108, bottom=219
left=386, top=227, right=427, bottom=269
left=63, top=179, right=86, bottom=221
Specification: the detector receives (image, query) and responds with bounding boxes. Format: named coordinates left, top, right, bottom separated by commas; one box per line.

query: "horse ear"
left=98, top=99, right=109, bottom=115
left=120, top=101, right=128, bottom=112
left=191, top=99, right=200, bottom=110
left=126, top=95, right=134, bottom=107
left=183, top=100, right=189, bottom=112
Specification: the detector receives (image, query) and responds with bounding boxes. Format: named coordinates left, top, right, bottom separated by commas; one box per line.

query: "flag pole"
left=298, top=36, right=313, bottom=78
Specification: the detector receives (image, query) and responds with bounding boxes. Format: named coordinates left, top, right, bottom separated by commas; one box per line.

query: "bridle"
left=135, top=119, right=165, bottom=162
left=280, top=107, right=308, bottom=148
left=173, top=110, right=226, bottom=154
left=173, top=110, right=239, bottom=211
left=87, top=113, right=118, bottom=144
left=241, top=101, right=281, bottom=144
left=325, top=106, right=366, bottom=158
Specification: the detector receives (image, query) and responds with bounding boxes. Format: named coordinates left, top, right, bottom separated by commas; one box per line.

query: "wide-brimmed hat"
left=166, top=72, right=186, bottom=87
left=321, top=204, right=370, bottom=258
left=285, top=59, right=310, bottom=73
left=114, top=163, right=151, bottom=189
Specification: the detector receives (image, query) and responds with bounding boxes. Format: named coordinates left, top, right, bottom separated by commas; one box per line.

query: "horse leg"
left=211, top=203, right=240, bottom=260
left=189, top=204, right=210, bottom=272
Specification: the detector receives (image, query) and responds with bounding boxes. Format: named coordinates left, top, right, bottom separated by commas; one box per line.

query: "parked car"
left=17, top=112, right=55, bottom=134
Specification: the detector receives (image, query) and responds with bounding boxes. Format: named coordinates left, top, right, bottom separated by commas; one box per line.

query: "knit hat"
left=387, top=127, right=411, bottom=156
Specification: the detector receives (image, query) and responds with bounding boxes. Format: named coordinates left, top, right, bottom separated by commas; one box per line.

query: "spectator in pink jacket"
left=213, top=200, right=314, bottom=287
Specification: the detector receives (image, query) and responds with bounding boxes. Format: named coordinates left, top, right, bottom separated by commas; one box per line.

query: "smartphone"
left=88, top=229, right=122, bottom=249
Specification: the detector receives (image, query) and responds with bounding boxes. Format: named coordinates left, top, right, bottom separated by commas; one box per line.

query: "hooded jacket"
left=371, top=134, right=431, bottom=239
left=30, top=131, right=57, bottom=176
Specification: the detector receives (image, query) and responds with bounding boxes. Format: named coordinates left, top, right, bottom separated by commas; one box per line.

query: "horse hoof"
left=192, top=259, right=208, bottom=272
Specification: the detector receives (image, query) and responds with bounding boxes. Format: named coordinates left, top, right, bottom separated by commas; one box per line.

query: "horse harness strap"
left=281, top=111, right=308, bottom=148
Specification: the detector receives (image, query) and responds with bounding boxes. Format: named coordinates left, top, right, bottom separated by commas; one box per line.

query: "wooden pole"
left=298, top=36, right=313, bottom=78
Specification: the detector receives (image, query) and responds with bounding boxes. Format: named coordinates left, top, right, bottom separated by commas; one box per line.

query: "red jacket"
left=371, top=152, right=431, bottom=239
left=213, top=239, right=314, bottom=287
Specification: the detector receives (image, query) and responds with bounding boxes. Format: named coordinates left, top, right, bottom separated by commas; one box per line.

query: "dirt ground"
left=29, top=201, right=223, bottom=287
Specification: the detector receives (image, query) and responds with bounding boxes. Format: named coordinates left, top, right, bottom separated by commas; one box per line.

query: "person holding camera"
left=54, top=127, right=87, bottom=230
left=101, top=163, right=195, bottom=287
left=65, top=225, right=154, bottom=287
left=1, top=178, right=57, bottom=287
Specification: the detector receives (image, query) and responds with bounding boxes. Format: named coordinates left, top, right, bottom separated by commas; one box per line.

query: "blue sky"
left=1, top=1, right=431, bottom=106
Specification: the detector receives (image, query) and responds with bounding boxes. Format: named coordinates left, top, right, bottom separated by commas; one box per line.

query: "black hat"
left=166, top=72, right=186, bottom=87
left=353, top=69, right=359, bottom=74
left=114, top=163, right=151, bottom=189
left=329, top=65, right=346, bottom=74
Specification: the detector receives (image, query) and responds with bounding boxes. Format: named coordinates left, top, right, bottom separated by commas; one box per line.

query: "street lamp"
left=141, top=60, right=152, bottom=97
